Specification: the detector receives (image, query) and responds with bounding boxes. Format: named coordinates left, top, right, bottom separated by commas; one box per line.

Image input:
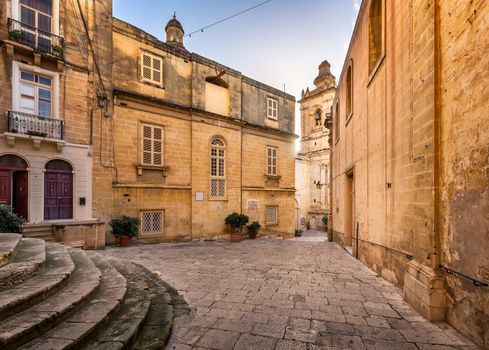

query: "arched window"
left=0, top=154, right=28, bottom=169
left=45, top=159, right=73, bottom=171
left=369, top=0, right=383, bottom=74
left=346, top=64, right=353, bottom=118
left=334, top=102, right=340, bottom=142
left=210, top=138, right=226, bottom=199
left=314, top=109, right=322, bottom=126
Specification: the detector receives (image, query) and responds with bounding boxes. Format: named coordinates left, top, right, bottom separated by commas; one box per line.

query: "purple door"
left=44, top=171, right=73, bottom=220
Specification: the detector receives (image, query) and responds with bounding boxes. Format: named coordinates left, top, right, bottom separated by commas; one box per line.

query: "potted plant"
left=109, top=215, right=140, bottom=247
left=51, top=44, right=63, bottom=55
left=322, top=215, right=328, bottom=230
left=224, top=212, right=249, bottom=242
left=247, top=221, right=261, bottom=240
left=0, top=205, right=25, bottom=233
left=8, top=29, right=27, bottom=42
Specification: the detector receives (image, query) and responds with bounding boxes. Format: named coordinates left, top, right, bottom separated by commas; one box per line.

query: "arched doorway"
left=44, top=160, right=73, bottom=220
left=0, top=155, right=29, bottom=220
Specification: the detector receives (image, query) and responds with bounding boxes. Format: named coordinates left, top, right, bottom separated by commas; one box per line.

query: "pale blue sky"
left=113, top=0, right=361, bottom=134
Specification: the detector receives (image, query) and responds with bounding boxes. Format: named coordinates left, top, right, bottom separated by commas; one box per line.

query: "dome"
left=165, top=14, right=184, bottom=34
left=314, top=60, right=336, bottom=88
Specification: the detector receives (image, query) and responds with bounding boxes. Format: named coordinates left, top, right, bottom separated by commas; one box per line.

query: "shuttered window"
left=265, top=206, right=278, bottom=225
left=141, top=124, right=163, bottom=166
left=267, top=97, right=278, bottom=120
left=141, top=211, right=163, bottom=235
left=267, top=147, right=277, bottom=176
left=210, top=138, right=226, bottom=198
left=140, top=51, right=163, bottom=87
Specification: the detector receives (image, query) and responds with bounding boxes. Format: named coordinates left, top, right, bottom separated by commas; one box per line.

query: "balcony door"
left=20, top=0, right=53, bottom=52
left=0, top=155, right=29, bottom=220
left=19, top=71, right=52, bottom=117
left=44, top=160, right=73, bottom=221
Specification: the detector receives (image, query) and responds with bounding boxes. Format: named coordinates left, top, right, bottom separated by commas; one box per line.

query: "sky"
left=113, top=0, right=361, bottom=136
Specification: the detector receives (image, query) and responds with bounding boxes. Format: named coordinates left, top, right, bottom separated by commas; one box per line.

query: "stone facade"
left=93, top=17, right=296, bottom=243
left=0, top=0, right=109, bottom=248
left=296, top=61, right=336, bottom=231
left=331, top=0, right=489, bottom=347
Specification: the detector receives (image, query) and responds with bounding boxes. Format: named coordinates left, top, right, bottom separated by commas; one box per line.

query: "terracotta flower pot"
left=230, top=233, right=241, bottom=242
left=119, top=235, right=132, bottom=247
left=249, top=231, right=258, bottom=240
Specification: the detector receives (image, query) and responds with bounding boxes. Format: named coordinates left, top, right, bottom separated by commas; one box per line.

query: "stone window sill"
left=136, top=164, right=170, bottom=176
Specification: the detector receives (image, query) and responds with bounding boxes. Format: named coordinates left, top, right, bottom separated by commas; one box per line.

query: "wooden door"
left=0, top=170, right=12, bottom=206
left=44, top=171, right=73, bottom=220
left=14, top=171, right=28, bottom=220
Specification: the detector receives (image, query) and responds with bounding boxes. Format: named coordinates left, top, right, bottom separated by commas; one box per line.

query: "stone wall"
left=439, top=0, right=489, bottom=347
left=331, top=0, right=489, bottom=347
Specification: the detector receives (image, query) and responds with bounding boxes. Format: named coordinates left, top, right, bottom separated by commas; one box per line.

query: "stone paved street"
left=101, top=233, right=478, bottom=350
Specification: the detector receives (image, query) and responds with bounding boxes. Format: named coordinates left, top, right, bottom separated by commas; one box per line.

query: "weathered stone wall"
left=439, top=0, right=489, bottom=347
left=332, top=0, right=488, bottom=346
left=91, top=17, right=296, bottom=242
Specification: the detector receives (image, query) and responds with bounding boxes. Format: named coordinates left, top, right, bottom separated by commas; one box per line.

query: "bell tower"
left=165, top=13, right=185, bottom=47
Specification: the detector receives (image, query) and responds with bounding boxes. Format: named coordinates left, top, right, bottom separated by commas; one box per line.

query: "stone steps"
left=22, top=224, right=56, bottom=242
left=0, top=238, right=45, bottom=290
left=0, top=243, right=74, bottom=322
left=0, top=233, right=22, bottom=268
left=0, top=235, right=188, bottom=349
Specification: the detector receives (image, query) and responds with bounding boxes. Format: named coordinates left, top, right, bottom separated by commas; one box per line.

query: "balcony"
left=7, top=111, right=64, bottom=140
left=7, top=18, right=64, bottom=59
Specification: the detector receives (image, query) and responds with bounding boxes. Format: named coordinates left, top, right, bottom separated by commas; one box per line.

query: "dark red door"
left=44, top=171, right=73, bottom=220
left=14, top=172, right=28, bottom=220
left=0, top=170, right=12, bottom=206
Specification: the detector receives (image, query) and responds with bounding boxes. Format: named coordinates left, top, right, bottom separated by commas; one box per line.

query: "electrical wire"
left=185, top=0, right=272, bottom=38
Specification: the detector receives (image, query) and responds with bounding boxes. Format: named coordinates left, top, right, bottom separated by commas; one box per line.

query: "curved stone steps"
left=0, top=243, right=74, bottom=322
left=0, top=234, right=22, bottom=268
left=80, top=257, right=152, bottom=350
left=0, top=238, right=46, bottom=290
left=0, top=249, right=101, bottom=350
left=20, top=254, right=128, bottom=350
left=130, top=263, right=175, bottom=350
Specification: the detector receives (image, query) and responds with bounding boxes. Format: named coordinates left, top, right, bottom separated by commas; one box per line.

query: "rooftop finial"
left=173, top=12, right=176, bottom=19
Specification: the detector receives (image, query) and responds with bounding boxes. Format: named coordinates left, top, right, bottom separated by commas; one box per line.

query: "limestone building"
left=93, top=15, right=297, bottom=242
left=295, top=61, right=336, bottom=231
left=331, top=0, right=489, bottom=347
left=0, top=0, right=110, bottom=247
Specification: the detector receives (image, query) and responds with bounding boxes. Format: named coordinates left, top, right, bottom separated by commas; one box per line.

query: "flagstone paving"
left=101, top=233, right=478, bottom=350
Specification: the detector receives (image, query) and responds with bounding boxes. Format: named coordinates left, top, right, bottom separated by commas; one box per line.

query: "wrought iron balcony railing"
left=7, top=111, right=64, bottom=140
left=7, top=18, right=64, bottom=59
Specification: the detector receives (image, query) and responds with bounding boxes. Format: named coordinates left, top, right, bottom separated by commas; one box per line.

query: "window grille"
left=265, top=206, right=278, bottom=225
left=267, top=147, right=278, bottom=176
left=141, top=124, right=163, bottom=166
left=210, top=137, right=226, bottom=198
left=140, top=51, right=163, bottom=86
left=141, top=211, right=163, bottom=235
left=267, top=97, right=278, bottom=120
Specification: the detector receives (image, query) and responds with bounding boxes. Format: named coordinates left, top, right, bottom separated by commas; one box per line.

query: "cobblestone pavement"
left=101, top=237, right=478, bottom=350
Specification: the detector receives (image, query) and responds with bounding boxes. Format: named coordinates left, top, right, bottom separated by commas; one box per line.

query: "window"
left=346, top=64, right=353, bottom=119
left=265, top=206, right=278, bottom=225
left=266, top=146, right=277, bottom=176
left=314, top=109, right=322, bottom=126
left=267, top=97, right=278, bottom=120
left=210, top=138, right=226, bottom=199
left=19, top=0, right=53, bottom=51
left=19, top=70, right=52, bottom=117
left=141, top=124, right=163, bottom=166
left=140, top=51, right=163, bottom=86
left=141, top=211, right=163, bottom=235
left=334, top=102, right=340, bottom=142
left=369, top=0, right=383, bottom=74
